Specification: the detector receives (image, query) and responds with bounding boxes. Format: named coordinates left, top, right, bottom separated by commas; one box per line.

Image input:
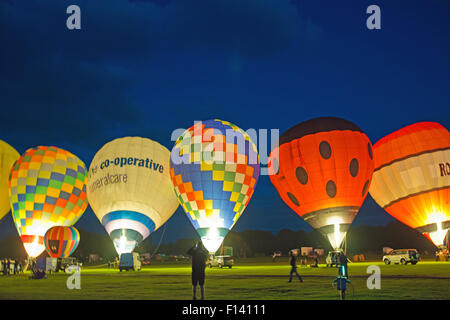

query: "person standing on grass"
left=6, top=259, right=10, bottom=276
left=288, top=250, right=303, bottom=283
left=187, top=241, right=208, bottom=300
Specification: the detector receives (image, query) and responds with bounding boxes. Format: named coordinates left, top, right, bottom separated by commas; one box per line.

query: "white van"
left=119, top=252, right=141, bottom=271
left=383, top=249, right=419, bottom=265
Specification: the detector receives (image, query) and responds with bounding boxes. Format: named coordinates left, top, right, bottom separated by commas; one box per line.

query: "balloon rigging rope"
left=149, top=223, right=167, bottom=259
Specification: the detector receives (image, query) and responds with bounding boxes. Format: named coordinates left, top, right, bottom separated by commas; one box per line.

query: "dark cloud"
left=128, top=0, right=172, bottom=7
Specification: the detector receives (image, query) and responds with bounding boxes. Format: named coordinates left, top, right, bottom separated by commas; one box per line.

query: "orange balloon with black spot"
left=269, top=117, right=374, bottom=246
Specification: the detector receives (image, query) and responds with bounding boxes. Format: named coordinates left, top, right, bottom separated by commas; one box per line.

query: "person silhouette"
left=288, top=250, right=303, bottom=283
left=187, top=241, right=208, bottom=300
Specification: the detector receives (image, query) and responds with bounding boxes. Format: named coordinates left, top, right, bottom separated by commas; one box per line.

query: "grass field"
left=0, top=259, right=449, bottom=300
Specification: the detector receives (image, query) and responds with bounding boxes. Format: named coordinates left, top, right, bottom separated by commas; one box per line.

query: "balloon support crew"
left=331, top=251, right=353, bottom=300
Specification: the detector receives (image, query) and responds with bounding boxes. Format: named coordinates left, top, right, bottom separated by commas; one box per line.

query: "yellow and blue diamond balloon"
left=170, top=119, right=260, bottom=253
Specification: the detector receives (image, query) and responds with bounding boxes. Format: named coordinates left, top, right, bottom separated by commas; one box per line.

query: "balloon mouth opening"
left=427, top=222, right=449, bottom=247
left=23, top=235, right=45, bottom=258
left=201, top=231, right=224, bottom=254
left=112, top=232, right=139, bottom=256
left=420, top=213, right=450, bottom=247
left=324, top=218, right=347, bottom=250
left=196, top=227, right=228, bottom=254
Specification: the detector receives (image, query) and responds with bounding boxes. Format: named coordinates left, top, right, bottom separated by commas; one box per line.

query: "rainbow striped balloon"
left=44, top=226, right=80, bottom=258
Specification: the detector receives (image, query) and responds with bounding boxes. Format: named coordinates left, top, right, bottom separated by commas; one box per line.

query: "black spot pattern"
left=326, top=180, right=337, bottom=198
left=296, top=166, right=308, bottom=185
left=319, top=141, right=332, bottom=159
left=287, top=192, right=299, bottom=206
left=362, top=180, right=370, bottom=197
left=349, top=158, right=359, bottom=177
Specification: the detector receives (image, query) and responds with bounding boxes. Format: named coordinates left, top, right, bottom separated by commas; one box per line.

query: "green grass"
left=0, top=259, right=449, bottom=300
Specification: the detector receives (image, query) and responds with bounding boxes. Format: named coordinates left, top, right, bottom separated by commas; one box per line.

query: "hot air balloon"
left=269, top=117, right=374, bottom=250
left=370, top=122, right=450, bottom=247
left=169, top=119, right=260, bottom=253
left=44, top=226, right=80, bottom=258
left=8, top=146, right=88, bottom=258
left=87, top=137, right=179, bottom=256
left=0, top=140, right=20, bottom=221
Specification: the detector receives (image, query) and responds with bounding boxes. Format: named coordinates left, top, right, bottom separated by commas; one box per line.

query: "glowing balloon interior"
left=370, top=122, right=450, bottom=247
left=8, top=146, right=88, bottom=258
left=0, top=140, right=20, bottom=220
left=170, top=119, right=260, bottom=253
left=269, top=117, right=374, bottom=250
left=87, top=137, right=179, bottom=255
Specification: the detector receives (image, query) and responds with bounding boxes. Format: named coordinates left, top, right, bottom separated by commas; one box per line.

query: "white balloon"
left=87, top=137, right=179, bottom=254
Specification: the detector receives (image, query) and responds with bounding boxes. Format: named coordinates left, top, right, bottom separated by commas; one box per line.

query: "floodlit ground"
left=0, top=259, right=449, bottom=300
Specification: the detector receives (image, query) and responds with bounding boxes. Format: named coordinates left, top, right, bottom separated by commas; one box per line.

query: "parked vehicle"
left=60, top=257, right=78, bottom=271
left=119, top=252, right=141, bottom=271
left=208, top=255, right=234, bottom=268
left=383, top=249, right=419, bottom=265
left=272, top=250, right=282, bottom=258
left=45, top=257, right=58, bottom=272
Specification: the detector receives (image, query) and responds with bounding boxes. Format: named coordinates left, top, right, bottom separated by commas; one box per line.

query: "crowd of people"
left=107, top=257, right=120, bottom=269
left=435, top=249, right=449, bottom=261
left=0, top=258, right=24, bottom=275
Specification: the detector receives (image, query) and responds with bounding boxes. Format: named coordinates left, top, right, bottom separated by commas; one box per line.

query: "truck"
left=119, top=252, right=141, bottom=271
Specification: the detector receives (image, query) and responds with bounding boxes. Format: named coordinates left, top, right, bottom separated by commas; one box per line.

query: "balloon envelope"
left=269, top=117, right=374, bottom=249
left=170, top=119, right=260, bottom=253
left=0, top=140, right=20, bottom=220
left=44, top=226, right=80, bottom=258
left=370, top=122, right=450, bottom=247
left=87, top=137, right=179, bottom=255
left=8, top=146, right=88, bottom=258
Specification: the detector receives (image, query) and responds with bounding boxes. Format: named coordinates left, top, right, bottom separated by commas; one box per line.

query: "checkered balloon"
left=8, top=146, right=88, bottom=257
left=170, top=120, right=260, bottom=253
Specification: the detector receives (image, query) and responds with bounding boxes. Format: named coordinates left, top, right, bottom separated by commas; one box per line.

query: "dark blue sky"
left=1, top=0, right=449, bottom=243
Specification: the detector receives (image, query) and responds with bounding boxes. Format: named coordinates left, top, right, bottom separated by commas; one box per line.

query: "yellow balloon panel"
left=0, top=140, right=20, bottom=220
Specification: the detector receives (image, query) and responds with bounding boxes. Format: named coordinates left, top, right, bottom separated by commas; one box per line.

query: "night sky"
left=1, top=0, right=449, bottom=243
